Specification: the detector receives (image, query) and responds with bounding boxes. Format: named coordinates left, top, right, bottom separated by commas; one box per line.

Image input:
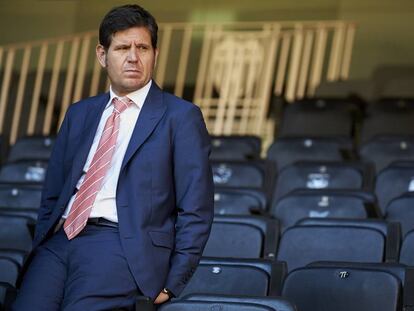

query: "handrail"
left=0, top=20, right=356, bottom=147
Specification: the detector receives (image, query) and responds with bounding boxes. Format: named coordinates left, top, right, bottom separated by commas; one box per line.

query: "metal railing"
left=0, top=20, right=356, bottom=146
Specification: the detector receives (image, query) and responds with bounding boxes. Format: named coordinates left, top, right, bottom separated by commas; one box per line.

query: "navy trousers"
left=12, top=224, right=142, bottom=311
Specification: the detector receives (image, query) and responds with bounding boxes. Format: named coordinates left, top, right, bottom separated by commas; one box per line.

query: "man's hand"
left=154, top=291, right=170, bottom=304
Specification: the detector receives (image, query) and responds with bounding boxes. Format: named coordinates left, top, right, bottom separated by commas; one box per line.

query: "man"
left=13, top=4, right=214, bottom=310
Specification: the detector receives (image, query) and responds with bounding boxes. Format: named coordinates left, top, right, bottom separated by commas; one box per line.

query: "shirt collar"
left=108, top=80, right=152, bottom=109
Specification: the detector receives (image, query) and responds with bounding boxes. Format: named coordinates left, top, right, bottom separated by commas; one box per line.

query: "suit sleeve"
left=165, top=105, right=214, bottom=296
left=34, top=108, right=71, bottom=242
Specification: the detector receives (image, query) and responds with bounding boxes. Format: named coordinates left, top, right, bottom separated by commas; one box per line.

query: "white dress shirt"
left=62, top=80, right=152, bottom=223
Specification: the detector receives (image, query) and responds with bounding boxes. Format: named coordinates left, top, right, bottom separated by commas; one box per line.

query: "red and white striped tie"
left=64, top=97, right=133, bottom=239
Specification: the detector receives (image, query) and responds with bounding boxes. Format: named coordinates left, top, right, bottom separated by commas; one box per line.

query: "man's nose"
left=127, top=46, right=139, bottom=62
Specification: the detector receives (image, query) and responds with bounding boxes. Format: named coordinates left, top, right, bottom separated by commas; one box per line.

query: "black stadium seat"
left=0, top=215, right=33, bottom=253
left=0, top=257, right=20, bottom=287
left=182, top=294, right=296, bottom=311
left=375, top=161, right=414, bottom=214
left=213, top=188, right=267, bottom=215
left=179, top=258, right=286, bottom=297
left=0, top=161, right=47, bottom=186
left=282, top=266, right=401, bottom=311
left=212, top=160, right=275, bottom=198
left=0, top=185, right=42, bottom=221
left=359, top=136, right=414, bottom=174
left=361, top=98, right=414, bottom=143
left=210, top=135, right=261, bottom=161
left=278, top=98, right=358, bottom=139
left=203, top=215, right=279, bottom=259
left=277, top=218, right=401, bottom=272
left=271, top=190, right=369, bottom=232
left=400, top=230, right=414, bottom=266
left=267, top=137, right=351, bottom=171
left=7, top=136, right=55, bottom=163
left=308, top=261, right=414, bottom=311
left=386, top=193, right=414, bottom=236
left=159, top=300, right=274, bottom=311
left=273, top=161, right=374, bottom=203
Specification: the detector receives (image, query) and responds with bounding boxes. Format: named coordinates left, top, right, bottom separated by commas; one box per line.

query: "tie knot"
left=112, top=97, right=133, bottom=114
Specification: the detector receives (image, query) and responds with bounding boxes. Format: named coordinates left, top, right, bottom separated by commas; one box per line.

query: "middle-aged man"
left=13, top=4, right=214, bottom=310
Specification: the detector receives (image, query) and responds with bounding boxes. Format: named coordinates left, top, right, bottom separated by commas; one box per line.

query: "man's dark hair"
left=99, top=4, right=158, bottom=50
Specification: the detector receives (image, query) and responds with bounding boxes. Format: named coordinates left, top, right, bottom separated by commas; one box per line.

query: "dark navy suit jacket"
left=33, top=82, right=214, bottom=298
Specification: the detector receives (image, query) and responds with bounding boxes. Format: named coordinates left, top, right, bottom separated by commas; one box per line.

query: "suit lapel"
left=70, top=93, right=109, bottom=188
left=121, top=82, right=166, bottom=171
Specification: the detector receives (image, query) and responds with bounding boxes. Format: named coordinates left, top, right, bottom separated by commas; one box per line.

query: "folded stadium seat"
left=158, top=301, right=274, bottom=311
left=278, top=98, right=360, bottom=139
left=361, top=98, right=414, bottom=144
left=267, top=137, right=353, bottom=172
left=213, top=187, right=267, bottom=215
left=276, top=218, right=401, bottom=272
left=176, top=294, right=297, bottom=311
left=359, top=136, right=414, bottom=174
left=272, top=161, right=375, bottom=203
left=400, top=230, right=414, bottom=266
left=0, top=185, right=42, bottom=221
left=7, top=136, right=55, bottom=163
left=375, top=161, right=414, bottom=215
left=212, top=160, right=276, bottom=198
left=270, top=189, right=376, bottom=232
left=202, top=215, right=279, bottom=259
left=0, top=160, right=47, bottom=186
left=0, top=282, right=16, bottom=311
left=210, top=135, right=261, bottom=161
left=179, top=258, right=286, bottom=298
left=386, top=193, right=414, bottom=236
left=281, top=266, right=401, bottom=311
left=308, top=261, right=414, bottom=311
left=0, top=257, right=20, bottom=287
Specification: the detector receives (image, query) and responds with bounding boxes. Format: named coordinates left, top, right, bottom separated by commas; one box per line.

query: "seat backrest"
left=210, top=135, right=261, bottom=161
left=375, top=161, right=414, bottom=214
left=179, top=258, right=286, bottom=298
left=0, top=185, right=42, bottom=209
left=277, top=224, right=386, bottom=272
left=273, top=161, right=373, bottom=203
left=278, top=98, right=356, bottom=138
left=0, top=249, right=27, bottom=267
left=7, top=136, right=55, bottom=162
left=296, top=218, right=401, bottom=262
left=267, top=137, right=346, bottom=172
left=361, top=99, right=414, bottom=143
left=271, top=191, right=367, bottom=232
left=203, top=215, right=279, bottom=259
left=400, top=230, right=414, bottom=266
left=0, top=161, right=48, bottom=185
left=159, top=300, right=274, bottom=311
left=0, top=215, right=33, bottom=252
left=282, top=266, right=401, bottom=311
left=214, top=188, right=267, bottom=215
left=0, top=257, right=19, bottom=286
left=183, top=294, right=297, bottom=311
left=360, top=137, right=414, bottom=174
left=212, top=160, right=275, bottom=193
left=386, top=193, right=414, bottom=236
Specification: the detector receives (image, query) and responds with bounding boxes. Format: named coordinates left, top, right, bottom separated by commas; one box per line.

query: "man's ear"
left=96, top=44, right=107, bottom=68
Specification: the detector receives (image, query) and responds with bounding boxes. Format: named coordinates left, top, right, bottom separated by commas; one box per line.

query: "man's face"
left=96, top=26, right=158, bottom=96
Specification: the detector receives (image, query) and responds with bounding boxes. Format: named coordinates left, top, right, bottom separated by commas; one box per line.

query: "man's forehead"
left=111, top=27, right=152, bottom=44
